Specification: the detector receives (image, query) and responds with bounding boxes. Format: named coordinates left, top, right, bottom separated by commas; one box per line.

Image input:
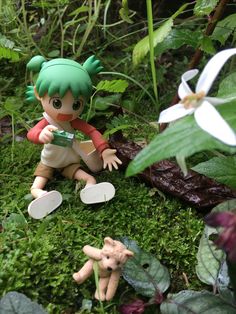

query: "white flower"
left=158, top=48, right=236, bottom=146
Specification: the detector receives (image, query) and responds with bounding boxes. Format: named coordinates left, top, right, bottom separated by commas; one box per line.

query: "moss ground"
left=0, top=139, right=204, bottom=313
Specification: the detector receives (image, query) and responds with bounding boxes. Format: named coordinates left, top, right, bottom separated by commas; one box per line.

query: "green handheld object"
left=51, top=130, right=74, bottom=147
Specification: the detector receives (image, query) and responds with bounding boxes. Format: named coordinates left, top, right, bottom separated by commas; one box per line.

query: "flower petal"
left=158, top=104, right=194, bottom=123
left=194, top=100, right=236, bottom=146
left=178, top=69, right=198, bottom=99
left=204, top=96, right=229, bottom=106
left=196, top=48, right=236, bottom=94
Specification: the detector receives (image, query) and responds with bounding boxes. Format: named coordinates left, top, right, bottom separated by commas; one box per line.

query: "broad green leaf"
left=192, top=157, right=236, bottom=189
left=161, top=290, right=236, bottom=314
left=93, top=94, right=121, bottom=110
left=126, top=101, right=236, bottom=177
left=217, top=72, right=236, bottom=99
left=194, top=0, right=219, bottom=16
left=196, top=199, right=236, bottom=285
left=4, top=97, right=23, bottom=113
left=96, top=79, right=129, bottom=93
left=121, top=238, right=170, bottom=297
left=2, top=213, right=28, bottom=230
left=47, top=50, right=60, bottom=58
left=195, top=225, right=225, bottom=285
left=200, top=36, right=216, bottom=54
left=0, top=292, right=47, bottom=314
left=155, top=29, right=202, bottom=56
left=212, top=14, right=236, bottom=45
left=133, top=18, right=173, bottom=66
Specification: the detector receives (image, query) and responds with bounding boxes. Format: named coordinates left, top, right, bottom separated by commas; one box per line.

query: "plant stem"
left=146, top=0, right=158, bottom=107
left=75, top=0, right=101, bottom=57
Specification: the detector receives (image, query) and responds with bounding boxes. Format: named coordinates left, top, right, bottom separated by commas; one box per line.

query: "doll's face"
left=38, top=90, right=84, bottom=122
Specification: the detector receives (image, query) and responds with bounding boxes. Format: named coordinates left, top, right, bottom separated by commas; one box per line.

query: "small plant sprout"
left=158, top=48, right=236, bottom=146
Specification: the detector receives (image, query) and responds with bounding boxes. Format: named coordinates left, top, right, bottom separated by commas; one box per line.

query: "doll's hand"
left=39, top=125, right=58, bottom=144
left=101, top=148, right=122, bottom=171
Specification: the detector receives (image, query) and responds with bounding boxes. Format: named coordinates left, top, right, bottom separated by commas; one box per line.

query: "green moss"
left=0, top=140, right=204, bottom=313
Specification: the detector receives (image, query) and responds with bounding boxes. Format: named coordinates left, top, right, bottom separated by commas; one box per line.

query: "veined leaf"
left=217, top=72, right=236, bottom=99
left=126, top=101, right=236, bottom=177
left=133, top=18, right=173, bottom=66
left=132, top=3, right=189, bottom=66
left=196, top=225, right=225, bottom=285
left=121, top=238, right=170, bottom=297
left=212, top=14, right=236, bottom=45
left=196, top=200, right=236, bottom=286
left=155, top=29, right=202, bottom=56
left=161, top=290, right=236, bottom=314
left=0, top=292, right=47, bottom=314
left=194, top=0, right=219, bottom=16
left=96, top=80, right=129, bottom=93
left=192, top=157, right=236, bottom=189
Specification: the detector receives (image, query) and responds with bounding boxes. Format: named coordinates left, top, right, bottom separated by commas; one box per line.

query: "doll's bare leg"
left=73, top=169, right=96, bottom=186
left=30, top=176, right=48, bottom=198
left=73, top=259, right=94, bottom=284
left=95, top=277, right=109, bottom=301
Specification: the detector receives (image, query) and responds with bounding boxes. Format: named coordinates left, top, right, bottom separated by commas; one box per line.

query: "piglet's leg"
left=73, top=259, right=94, bottom=284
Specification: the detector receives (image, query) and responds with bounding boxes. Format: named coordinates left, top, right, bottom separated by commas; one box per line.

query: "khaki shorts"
left=34, top=162, right=80, bottom=180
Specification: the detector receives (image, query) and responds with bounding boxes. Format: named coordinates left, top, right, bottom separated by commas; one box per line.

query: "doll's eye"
left=106, top=256, right=110, bottom=259
left=117, top=262, right=120, bottom=266
left=72, top=99, right=83, bottom=111
left=52, top=99, right=62, bottom=109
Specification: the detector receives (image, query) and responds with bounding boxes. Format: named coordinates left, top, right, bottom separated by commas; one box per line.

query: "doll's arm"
left=71, top=118, right=109, bottom=153
left=27, top=118, right=57, bottom=144
left=82, top=245, right=102, bottom=260
left=105, top=269, right=121, bottom=301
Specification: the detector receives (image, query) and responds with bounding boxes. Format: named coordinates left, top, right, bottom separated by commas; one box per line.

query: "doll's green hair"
left=26, top=55, right=103, bottom=102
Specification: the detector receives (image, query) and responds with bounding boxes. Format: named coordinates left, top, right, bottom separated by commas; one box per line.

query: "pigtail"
left=26, top=56, right=46, bottom=102
left=26, top=55, right=46, bottom=72
left=83, top=55, right=103, bottom=78
left=25, top=85, right=38, bottom=103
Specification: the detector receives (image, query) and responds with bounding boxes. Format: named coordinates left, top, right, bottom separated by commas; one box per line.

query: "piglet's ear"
left=104, top=237, right=114, bottom=246
left=124, top=249, right=134, bottom=257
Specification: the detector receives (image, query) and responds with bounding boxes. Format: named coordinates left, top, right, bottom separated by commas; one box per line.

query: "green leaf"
left=200, top=36, right=216, bottom=54
left=155, top=29, right=202, bottom=56
left=212, top=14, right=236, bottom=45
left=47, top=50, right=60, bottom=58
left=96, top=80, right=129, bottom=93
left=195, top=224, right=225, bottom=285
left=217, top=72, right=236, bottom=99
left=196, top=199, right=236, bottom=285
left=161, top=290, right=236, bottom=313
left=194, top=0, right=219, bottom=16
left=4, top=97, right=23, bottom=113
left=119, top=0, right=133, bottom=24
left=126, top=102, right=236, bottom=177
left=93, top=94, right=121, bottom=110
left=0, top=291, right=47, bottom=314
left=192, top=157, right=236, bottom=189
left=133, top=18, right=173, bottom=66
left=121, top=238, right=170, bottom=297
left=69, top=5, right=89, bottom=16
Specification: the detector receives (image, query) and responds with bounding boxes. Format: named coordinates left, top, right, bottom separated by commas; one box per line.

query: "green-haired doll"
left=26, top=55, right=122, bottom=219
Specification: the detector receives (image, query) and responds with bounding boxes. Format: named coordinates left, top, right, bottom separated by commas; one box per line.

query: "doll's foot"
left=28, top=190, right=62, bottom=219
left=80, top=182, right=115, bottom=204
